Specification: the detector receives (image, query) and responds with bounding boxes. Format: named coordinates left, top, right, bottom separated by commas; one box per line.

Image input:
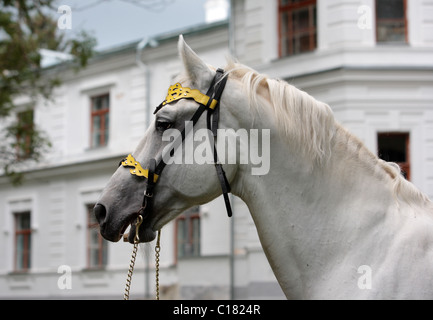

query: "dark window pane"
left=377, top=0, right=404, bottom=19
left=15, top=212, right=31, bottom=270
left=378, top=134, right=407, bottom=162
left=177, top=219, right=186, bottom=258
left=377, top=21, right=406, bottom=42
left=292, top=8, right=309, bottom=31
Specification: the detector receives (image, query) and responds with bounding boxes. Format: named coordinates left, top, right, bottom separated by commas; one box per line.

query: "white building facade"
left=232, top=0, right=433, bottom=194
left=1, top=0, right=432, bottom=299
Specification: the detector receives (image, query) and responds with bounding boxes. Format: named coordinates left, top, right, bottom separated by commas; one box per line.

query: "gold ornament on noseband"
left=121, top=154, right=159, bottom=182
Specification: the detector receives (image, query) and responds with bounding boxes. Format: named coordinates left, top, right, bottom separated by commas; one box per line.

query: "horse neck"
left=224, top=73, right=433, bottom=297
left=230, top=115, right=403, bottom=298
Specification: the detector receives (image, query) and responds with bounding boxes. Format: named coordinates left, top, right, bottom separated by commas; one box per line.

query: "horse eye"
left=155, top=120, right=173, bottom=131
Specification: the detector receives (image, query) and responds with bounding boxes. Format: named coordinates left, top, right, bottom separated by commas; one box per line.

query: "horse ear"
left=178, top=35, right=213, bottom=88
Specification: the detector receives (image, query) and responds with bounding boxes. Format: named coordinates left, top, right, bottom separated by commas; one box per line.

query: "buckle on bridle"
left=144, top=191, right=153, bottom=198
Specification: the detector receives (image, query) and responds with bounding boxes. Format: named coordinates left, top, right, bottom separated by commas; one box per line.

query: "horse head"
left=94, top=36, right=241, bottom=243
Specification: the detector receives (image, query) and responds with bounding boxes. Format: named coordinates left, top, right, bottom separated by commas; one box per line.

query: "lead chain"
left=123, top=215, right=143, bottom=300
left=123, top=242, right=138, bottom=300
left=155, top=229, right=161, bottom=300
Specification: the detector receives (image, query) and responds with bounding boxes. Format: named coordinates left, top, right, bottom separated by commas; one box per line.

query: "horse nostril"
left=93, top=204, right=107, bottom=225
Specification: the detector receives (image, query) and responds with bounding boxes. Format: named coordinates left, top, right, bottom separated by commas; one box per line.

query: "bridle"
left=121, top=69, right=231, bottom=300
left=121, top=68, right=232, bottom=224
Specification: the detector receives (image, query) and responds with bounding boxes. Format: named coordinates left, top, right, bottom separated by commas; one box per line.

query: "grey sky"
left=55, top=0, right=207, bottom=50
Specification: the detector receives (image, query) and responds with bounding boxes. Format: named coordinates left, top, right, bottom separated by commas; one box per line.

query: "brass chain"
left=123, top=215, right=143, bottom=300
left=155, top=229, right=161, bottom=300
left=123, top=242, right=138, bottom=300
left=123, top=216, right=162, bottom=301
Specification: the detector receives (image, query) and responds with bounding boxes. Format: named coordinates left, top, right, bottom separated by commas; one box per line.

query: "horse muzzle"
left=94, top=203, right=156, bottom=243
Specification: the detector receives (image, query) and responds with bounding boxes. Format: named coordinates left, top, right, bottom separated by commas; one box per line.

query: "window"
left=176, top=206, right=200, bottom=259
left=378, top=132, right=410, bottom=180
left=87, top=204, right=108, bottom=268
left=90, top=94, right=110, bottom=148
left=14, top=212, right=31, bottom=271
left=16, top=109, right=34, bottom=160
left=376, top=0, right=407, bottom=43
left=278, top=0, right=317, bottom=57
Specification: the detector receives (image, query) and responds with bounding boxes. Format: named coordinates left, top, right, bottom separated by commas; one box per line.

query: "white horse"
left=95, top=36, right=433, bottom=299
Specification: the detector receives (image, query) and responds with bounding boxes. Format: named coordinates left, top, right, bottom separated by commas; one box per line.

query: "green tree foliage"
left=0, top=0, right=96, bottom=184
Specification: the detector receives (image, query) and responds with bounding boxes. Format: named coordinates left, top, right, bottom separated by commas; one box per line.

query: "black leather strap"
left=206, top=69, right=232, bottom=217
left=141, top=158, right=156, bottom=211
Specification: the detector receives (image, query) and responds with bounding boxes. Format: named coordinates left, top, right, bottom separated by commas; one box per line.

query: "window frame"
left=14, top=211, right=32, bottom=272
left=278, top=0, right=317, bottom=57
left=175, top=207, right=201, bottom=262
left=375, top=0, right=408, bottom=44
left=86, top=204, right=108, bottom=269
left=90, top=93, right=110, bottom=148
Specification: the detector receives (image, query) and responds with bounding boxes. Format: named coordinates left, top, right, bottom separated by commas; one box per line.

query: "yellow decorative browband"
left=121, top=154, right=159, bottom=183
left=161, top=83, right=218, bottom=110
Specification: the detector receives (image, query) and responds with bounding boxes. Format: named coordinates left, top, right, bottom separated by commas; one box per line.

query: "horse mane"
left=225, top=59, right=335, bottom=165
left=224, top=59, right=433, bottom=209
